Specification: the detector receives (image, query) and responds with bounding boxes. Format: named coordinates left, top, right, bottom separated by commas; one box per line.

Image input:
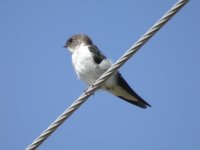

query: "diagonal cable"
left=25, top=0, right=189, bottom=149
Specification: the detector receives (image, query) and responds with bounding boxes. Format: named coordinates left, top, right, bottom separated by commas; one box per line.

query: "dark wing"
left=88, top=45, right=106, bottom=64
left=117, top=73, right=151, bottom=108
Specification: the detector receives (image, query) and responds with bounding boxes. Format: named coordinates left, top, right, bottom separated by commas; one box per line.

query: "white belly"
left=72, top=46, right=111, bottom=85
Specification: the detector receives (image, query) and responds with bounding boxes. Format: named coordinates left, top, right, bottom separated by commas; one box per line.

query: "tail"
left=118, top=96, right=151, bottom=108
left=116, top=73, right=151, bottom=109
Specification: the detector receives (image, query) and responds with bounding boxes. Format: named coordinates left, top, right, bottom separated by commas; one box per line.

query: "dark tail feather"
left=118, top=96, right=151, bottom=109
left=117, top=73, right=151, bottom=109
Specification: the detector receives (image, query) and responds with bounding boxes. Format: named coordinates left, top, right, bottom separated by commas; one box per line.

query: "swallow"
left=64, top=34, right=151, bottom=108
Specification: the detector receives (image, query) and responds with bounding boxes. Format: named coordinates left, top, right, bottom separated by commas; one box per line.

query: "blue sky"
left=0, top=0, right=199, bottom=150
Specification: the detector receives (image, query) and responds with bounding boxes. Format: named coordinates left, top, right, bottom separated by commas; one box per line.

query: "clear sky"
left=0, top=0, right=199, bottom=150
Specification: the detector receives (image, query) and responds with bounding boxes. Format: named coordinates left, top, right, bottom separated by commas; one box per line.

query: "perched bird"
left=64, top=34, right=151, bottom=108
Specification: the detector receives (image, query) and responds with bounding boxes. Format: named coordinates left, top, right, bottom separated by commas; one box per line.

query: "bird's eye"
left=69, top=38, right=73, bottom=43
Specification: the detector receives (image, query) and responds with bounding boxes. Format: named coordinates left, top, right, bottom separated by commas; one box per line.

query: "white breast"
left=72, top=46, right=112, bottom=85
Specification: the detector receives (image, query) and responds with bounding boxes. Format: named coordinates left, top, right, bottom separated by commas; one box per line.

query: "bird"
left=64, top=34, right=151, bottom=108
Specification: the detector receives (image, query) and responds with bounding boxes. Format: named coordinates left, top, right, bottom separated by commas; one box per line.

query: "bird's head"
left=64, top=34, right=93, bottom=53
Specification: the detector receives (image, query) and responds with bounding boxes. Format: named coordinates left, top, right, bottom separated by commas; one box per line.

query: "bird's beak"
left=63, top=45, right=67, bottom=48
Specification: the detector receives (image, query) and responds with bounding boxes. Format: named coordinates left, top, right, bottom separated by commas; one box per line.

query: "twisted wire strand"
left=25, top=0, right=189, bottom=149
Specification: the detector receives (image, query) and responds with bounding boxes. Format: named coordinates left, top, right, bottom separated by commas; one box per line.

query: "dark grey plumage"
left=88, top=45, right=106, bottom=64
left=117, top=73, right=151, bottom=108
left=64, top=34, right=93, bottom=50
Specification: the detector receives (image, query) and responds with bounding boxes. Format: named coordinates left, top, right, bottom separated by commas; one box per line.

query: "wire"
left=25, top=0, right=189, bottom=149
